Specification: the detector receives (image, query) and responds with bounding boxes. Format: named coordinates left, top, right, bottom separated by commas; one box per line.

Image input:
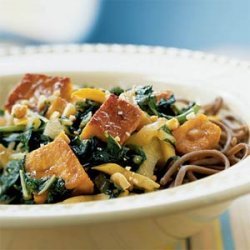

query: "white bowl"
left=0, top=44, right=249, bottom=250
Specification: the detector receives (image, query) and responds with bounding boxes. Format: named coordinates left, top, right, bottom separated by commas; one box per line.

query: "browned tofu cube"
left=81, top=94, right=142, bottom=144
left=5, top=73, right=72, bottom=110
left=25, top=138, right=94, bottom=195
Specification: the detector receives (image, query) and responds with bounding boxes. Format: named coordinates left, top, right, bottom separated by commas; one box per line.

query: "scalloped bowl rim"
left=0, top=44, right=249, bottom=227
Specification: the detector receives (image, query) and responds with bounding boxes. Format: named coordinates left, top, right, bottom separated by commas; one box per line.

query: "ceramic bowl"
left=0, top=44, right=249, bottom=250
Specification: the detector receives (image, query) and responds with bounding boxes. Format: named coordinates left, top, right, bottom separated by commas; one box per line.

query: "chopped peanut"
left=11, top=104, right=28, bottom=119
left=62, top=103, right=76, bottom=117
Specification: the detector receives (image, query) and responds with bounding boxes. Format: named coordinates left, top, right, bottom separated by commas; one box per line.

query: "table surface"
left=171, top=194, right=250, bottom=250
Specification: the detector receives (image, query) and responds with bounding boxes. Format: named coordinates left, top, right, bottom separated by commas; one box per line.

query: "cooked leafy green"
left=135, top=85, right=200, bottom=124
left=70, top=135, right=146, bottom=171
left=174, top=104, right=200, bottom=124
left=0, top=129, right=51, bottom=152
left=24, top=174, right=69, bottom=203
left=0, top=159, right=69, bottom=204
left=24, top=174, right=47, bottom=194
left=157, top=95, right=176, bottom=116
left=0, top=160, right=23, bottom=204
left=135, top=86, right=159, bottom=116
left=67, top=100, right=100, bottom=135
left=46, top=178, right=70, bottom=203
left=110, top=86, right=124, bottom=96
left=0, top=109, right=4, bottom=116
left=94, top=173, right=122, bottom=198
left=135, top=85, right=177, bottom=117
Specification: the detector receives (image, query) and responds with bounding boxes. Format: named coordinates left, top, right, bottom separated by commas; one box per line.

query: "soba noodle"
left=159, top=97, right=250, bottom=188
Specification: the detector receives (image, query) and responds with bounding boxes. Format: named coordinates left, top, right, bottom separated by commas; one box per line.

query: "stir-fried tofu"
left=5, top=73, right=72, bottom=110
left=81, top=94, right=142, bottom=144
left=25, top=138, right=94, bottom=194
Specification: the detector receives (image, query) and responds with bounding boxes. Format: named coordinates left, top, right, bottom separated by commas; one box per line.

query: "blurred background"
left=0, top=0, right=250, bottom=59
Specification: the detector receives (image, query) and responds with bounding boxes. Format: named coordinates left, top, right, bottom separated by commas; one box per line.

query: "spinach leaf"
left=27, top=131, right=51, bottom=151
left=0, top=129, right=51, bottom=152
left=110, top=87, right=124, bottom=96
left=24, top=174, right=48, bottom=194
left=0, top=160, right=23, bottom=203
left=94, top=173, right=122, bottom=198
left=17, top=129, right=32, bottom=151
left=135, top=86, right=177, bottom=117
left=0, top=158, right=69, bottom=204
left=67, top=100, right=100, bottom=135
left=0, top=109, right=4, bottom=116
left=157, top=95, right=176, bottom=117
left=23, top=174, right=70, bottom=204
left=47, top=178, right=70, bottom=203
left=135, top=86, right=158, bottom=116
left=162, top=103, right=200, bottom=124
left=134, top=86, right=200, bottom=124
left=70, top=136, right=146, bottom=171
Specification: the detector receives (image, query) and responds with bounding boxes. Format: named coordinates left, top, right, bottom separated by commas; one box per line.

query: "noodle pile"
left=160, top=97, right=250, bottom=187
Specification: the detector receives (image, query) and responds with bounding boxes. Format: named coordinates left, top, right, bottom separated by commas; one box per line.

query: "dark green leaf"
left=135, top=86, right=159, bottom=116
left=0, top=160, right=24, bottom=203
left=94, top=173, right=122, bottom=198
left=0, top=129, right=51, bottom=152
left=70, top=136, right=146, bottom=171
left=25, top=174, right=48, bottom=194
left=47, top=178, right=70, bottom=203
left=110, top=87, right=124, bottom=96
left=157, top=95, right=176, bottom=116
left=173, top=104, right=200, bottom=124
left=68, top=100, right=100, bottom=135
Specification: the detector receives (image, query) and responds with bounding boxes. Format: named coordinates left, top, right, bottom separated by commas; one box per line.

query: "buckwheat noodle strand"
left=159, top=97, right=250, bottom=188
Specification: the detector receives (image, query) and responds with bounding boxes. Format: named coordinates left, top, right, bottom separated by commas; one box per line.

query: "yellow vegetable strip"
left=126, top=118, right=167, bottom=146
left=137, top=138, right=162, bottom=177
left=71, top=88, right=106, bottom=103
left=159, top=141, right=175, bottom=165
left=93, top=163, right=160, bottom=191
left=126, top=118, right=175, bottom=146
